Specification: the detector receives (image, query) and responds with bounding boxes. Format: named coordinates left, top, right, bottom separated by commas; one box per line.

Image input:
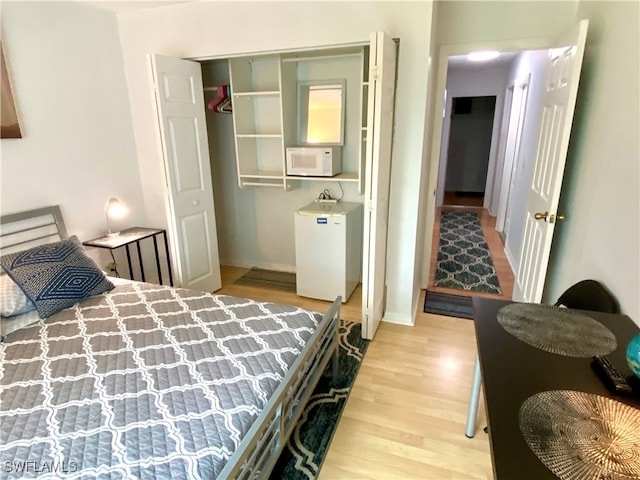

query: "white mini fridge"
left=295, top=201, right=363, bottom=302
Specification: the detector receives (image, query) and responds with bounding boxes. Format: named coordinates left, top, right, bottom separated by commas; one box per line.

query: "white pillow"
left=0, top=274, right=36, bottom=317
left=1, top=309, right=41, bottom=338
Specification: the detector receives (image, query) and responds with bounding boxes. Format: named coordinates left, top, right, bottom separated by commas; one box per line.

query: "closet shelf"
left=233, top=91, right=280, bottom=97
left=229, top=46, right=368, bottom=192
left=236, top=134, right=282, bottom=138
left=239, top=171, right=285, bottom=179
left=286, top=172, right=359, bottom=182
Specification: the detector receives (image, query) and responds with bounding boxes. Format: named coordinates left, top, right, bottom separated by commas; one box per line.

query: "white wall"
left=436, top=63, right=510, bottom=205
left=545, top=1, right=640, bottom=324
left=502, top=50, right=549, bottom=270
left=117, top=1, right=433, bottom=324
left=0, top=2, right=145, bottom=270
left=413, top=1, right=440, bottom=322
left=437, top=1, right=578, bottom=45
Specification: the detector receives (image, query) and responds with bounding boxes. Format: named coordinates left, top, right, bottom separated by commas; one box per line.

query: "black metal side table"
left=83, top=227, right=174, bottom=286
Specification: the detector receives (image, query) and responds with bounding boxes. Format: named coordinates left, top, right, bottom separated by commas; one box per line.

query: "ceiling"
left=448, top=51, right=520, bottom=71
left=85, top=0, right=191, bottom=13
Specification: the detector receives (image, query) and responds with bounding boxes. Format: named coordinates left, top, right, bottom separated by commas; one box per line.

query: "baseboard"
left=382, top=310, right=414, bottom=326
left=504, top=244, right=518, bottom=276
left=222, top=260, right=296, bottom=273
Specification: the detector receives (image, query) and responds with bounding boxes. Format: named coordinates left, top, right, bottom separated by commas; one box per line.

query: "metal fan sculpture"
left=497, top=303, right=617, bottom=357
left=520, top=390, right=640, bottom=480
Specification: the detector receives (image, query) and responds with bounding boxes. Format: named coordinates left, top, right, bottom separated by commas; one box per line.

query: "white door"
left=514, top=20, right=588, bottom=302
left=362, top=31, right=397, bottom=340
left=149, top=54, right=222, bottom=293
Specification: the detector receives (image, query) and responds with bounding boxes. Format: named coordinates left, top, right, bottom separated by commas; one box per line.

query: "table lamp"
left=106, top=198, right=127, bottom=236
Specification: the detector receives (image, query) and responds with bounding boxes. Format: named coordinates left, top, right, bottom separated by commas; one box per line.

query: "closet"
left=150, top=31, right=397, bottom=340
left=203, top=47, right=369, bottom=192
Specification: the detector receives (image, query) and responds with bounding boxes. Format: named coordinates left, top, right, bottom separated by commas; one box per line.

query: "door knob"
left=534, top=211, right=548, bottom=221
left=549, top=213, right=566, bottom=224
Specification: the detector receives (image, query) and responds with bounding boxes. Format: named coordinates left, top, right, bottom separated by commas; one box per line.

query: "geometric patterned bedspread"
left=0, top=282, right=322, bottom=479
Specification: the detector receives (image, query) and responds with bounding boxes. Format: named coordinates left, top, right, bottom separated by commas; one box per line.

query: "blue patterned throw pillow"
left=0, top=236, right=114, bottom=318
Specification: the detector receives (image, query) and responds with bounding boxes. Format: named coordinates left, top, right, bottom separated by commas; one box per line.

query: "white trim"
left=224, top=261, right=296, bottom=274
left=382, top=310, right=414, bottom=326
left=189, top=41, right=368, bottom=63
left=496, top=73, right=531, bottom=234
left=504, top=243, right=518, bottom=290
left=489, top=84, right=515, bottom=216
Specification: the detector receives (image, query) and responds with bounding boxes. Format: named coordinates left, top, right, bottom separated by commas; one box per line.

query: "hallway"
left=428, top=206, right=514, bottom=300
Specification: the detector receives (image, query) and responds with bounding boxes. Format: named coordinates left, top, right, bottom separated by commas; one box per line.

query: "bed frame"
left=0, top=205, right=67, bottom=255
left=0, top=205, right=341, bottom=479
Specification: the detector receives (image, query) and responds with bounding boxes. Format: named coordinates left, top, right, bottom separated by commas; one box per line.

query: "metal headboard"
left=0, top=205, right=68, bottom=257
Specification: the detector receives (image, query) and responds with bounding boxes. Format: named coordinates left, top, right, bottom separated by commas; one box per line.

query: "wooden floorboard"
left=216, top=265, right=493, bottom=479
left=218, top=265, right=362, bottom=323
left=320, top=291, right=492, bottom=479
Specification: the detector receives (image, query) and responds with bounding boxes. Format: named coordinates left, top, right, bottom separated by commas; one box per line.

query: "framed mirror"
left=297, top=80, right=346, bottom=145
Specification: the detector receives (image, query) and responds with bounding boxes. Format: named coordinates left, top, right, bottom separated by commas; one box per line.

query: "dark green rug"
left=270, top=320, right=369, bottom=479
left=234, top=267, right=297, bottom=293
left=423, top=290, right=474, bottom=319
left=434, top=210, right=502, bottom=294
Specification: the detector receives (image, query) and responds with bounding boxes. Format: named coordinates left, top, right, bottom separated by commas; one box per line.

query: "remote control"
left=591, top=355, right=633, bottom=394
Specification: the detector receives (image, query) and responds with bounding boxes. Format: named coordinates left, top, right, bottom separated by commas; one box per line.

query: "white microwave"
left=286, top=147, right=342, bottom=177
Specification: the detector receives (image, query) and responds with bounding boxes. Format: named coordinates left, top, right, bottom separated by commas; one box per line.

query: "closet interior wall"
left=200, top=57, right=364, bottom=274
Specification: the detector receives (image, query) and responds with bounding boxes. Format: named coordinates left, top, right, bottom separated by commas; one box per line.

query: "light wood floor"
left=429, top=206, right=515, bottom=301
left=216, top=266, right=492, bottom=479
left=218, top=266, right=362, bottom=323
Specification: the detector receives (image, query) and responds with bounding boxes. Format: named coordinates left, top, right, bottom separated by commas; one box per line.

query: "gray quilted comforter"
left=0, top=282, right=322, bottom=479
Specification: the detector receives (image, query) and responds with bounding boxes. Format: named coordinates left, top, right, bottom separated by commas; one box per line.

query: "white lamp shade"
left=107, top=198, right=127, bottom=219
left=106, top=198, right=127, bottom=235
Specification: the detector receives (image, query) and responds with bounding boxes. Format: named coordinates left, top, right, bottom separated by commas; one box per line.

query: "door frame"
left=421, top=36, right=558, bottom=290
left=496, top=73, right=531, bottom=238
left=489, top=84, right=514, bottom=216
left=151, top=37, right=395, bottom=336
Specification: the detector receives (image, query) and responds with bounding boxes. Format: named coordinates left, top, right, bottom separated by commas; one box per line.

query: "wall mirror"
left=297, top=80, right=346, bottom=145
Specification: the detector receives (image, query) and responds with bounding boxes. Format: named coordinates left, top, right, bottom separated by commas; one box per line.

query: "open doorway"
left=423, top=21, right=589, bottom=305
left=428, top=51, right=523, bottom=300
left=443, top=95, right=496, bottom=208
left=430, top=48, right=550, bottom=267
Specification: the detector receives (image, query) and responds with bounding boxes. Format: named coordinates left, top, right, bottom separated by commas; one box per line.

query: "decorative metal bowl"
left=627, top=333, right=640, bottom=379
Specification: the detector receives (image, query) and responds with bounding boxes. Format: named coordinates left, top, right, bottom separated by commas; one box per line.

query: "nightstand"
left=83, top=227, right=174, bottom=286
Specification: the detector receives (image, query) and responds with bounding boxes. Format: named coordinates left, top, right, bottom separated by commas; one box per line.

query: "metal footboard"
left=217, top=296, right=342, bottom=480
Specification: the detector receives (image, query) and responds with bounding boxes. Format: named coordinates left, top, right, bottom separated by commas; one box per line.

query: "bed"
left=0, top=206, right=341, bottom=479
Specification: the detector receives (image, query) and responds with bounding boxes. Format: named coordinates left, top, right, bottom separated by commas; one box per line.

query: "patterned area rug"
left=234, top=267, right=297, bottom=293
left=434, top=210, right=502, bottom=294
left=271, top=320, right=369, bottom=479
left=423, top=290, right=474, bottom=319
